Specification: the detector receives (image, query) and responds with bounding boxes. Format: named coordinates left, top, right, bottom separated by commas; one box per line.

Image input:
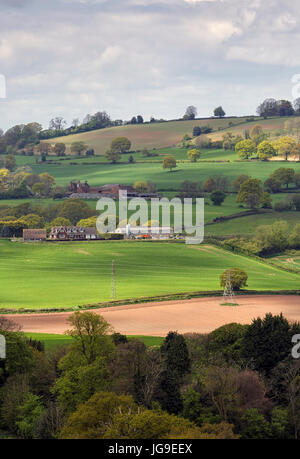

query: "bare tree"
left=49, top=117, right=67, bottom=131
left=141, top=348, right=164, bottom=408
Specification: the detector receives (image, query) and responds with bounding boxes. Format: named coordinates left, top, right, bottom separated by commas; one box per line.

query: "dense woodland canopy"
left=0, top=311, right=299, bottom=439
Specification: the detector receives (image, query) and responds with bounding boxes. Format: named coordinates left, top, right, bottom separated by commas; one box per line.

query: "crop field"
left=43, top=116, right=295, bottom=154
left=46, top=117, right=254, bottom=154
left=0, top=240, right=299, bottom=310
left=209, top=116, right=299, bottom=141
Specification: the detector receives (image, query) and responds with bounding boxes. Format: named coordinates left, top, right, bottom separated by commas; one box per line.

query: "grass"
left=206, top=211, right=300, bottom=236
left=45, top=117, right=255, bottom=154
left=0, top=240, right=299, bottom=310
left=29, top=158, right=300, bottom=192
left=268, top=251, right=300, bottom=271
left=25, top=332, right=164, bottom=350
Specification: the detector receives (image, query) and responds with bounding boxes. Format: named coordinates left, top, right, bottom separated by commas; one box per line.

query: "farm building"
left=49, top=226, right=98, bottom=241
left=115, top=224, right=174, bottom=240
left=23, top=229, right=47, bottom=241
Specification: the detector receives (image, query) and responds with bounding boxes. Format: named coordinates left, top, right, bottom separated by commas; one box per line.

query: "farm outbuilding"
left=23, top=229, right=47, bottom=242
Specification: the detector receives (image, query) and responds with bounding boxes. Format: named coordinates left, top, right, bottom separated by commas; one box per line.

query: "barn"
left=23, top=229, right=47, bottom=242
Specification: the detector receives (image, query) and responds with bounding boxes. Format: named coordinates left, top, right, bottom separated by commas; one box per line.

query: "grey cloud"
left=0, top=0, right=298, bottom=129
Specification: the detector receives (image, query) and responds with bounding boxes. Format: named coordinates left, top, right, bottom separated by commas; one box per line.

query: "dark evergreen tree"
left=156, top=332, right=191, bottom=414
left=192, top=126, right=201, bottom=136
left=241, top=313, right=300, bottom=375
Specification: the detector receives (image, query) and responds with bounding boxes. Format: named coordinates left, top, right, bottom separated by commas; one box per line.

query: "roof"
left=23, top=229, right=47, bottom=239
left=50, top=226, right=97, bottom=234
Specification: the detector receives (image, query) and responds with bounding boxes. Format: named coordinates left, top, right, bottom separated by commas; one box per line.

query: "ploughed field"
left=10, top=296, right=300, bottom=336
left=0, top=240, right=299, bottom=310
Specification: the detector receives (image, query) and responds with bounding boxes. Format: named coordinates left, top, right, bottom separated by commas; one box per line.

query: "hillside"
left=208, top=116, right=299, bottom=141
left=45, top=116, right=257, bottom=154
left=0, top=240, right=299, bottom=310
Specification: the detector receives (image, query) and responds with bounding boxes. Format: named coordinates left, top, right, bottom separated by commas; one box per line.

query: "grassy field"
left=25, top=332, right=164, bottom=350
left=0, top=240, right=299, bottom=310
left=45, top=117, right=255, bottom=154
left=206, top=211, right=300, bottom=236
left=268, top=251, right=300, bottom=272
left=29, top=158, right=300, bottom=192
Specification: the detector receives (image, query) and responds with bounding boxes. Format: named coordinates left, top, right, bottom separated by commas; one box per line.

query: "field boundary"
left=1, top=289, right=300, bottom=315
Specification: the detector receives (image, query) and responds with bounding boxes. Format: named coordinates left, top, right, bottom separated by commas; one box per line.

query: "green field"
left=25, top=332, right=164, bottom=350
left=268, top=251, right=300, bottom=272
left=0, top=240, right=299, bottom=310
left=206, top=211, right=300, bottom=236
left=28, top=158, right=300, bottom=192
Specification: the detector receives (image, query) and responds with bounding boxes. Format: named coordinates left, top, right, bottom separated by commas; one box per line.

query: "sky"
left=0, top=0, right=299, bottom=130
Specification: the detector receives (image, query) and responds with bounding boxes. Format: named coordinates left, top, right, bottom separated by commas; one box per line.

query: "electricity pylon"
left=222, top=270, right=237, bottom=305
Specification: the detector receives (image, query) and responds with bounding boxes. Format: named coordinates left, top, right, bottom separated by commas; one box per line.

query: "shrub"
left=210, top=190, right=226, bottom=206
left=273, top=201, right=292, bottom=212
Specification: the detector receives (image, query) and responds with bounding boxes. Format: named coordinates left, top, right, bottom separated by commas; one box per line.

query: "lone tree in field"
left=71, top=141, right=88, bottom=156
left=210, top=190, right=226, bottom=206
left=53, top=143, right=66, bottom=157
left=235, top=139, right=257, bottom=159
left=220, top=268, right=248, bottom=291
left=105, top=149, right=121, bottom=163
left=38, top=142, right=51, bottom=156
left=187, top=148, right=201, bottom=162
left=270, top=167, right=295, bottom=189
left=236, top=178, right=263, bottom=209
left=110, top=137, right=131, bottom=154
left=163, top=155, right=177, bottom=172
left=214, top=106, right=225, bottom=118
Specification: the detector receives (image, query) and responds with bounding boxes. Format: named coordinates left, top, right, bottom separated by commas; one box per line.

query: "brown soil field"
left=3, top=295, right=300, bottom=336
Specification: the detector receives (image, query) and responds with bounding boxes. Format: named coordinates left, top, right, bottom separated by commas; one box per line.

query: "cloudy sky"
left=0, top=0, right=299, bottom=130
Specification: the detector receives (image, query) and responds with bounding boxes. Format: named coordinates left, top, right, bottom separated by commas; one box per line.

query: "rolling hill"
left=45, top=116, right=258, bottom=154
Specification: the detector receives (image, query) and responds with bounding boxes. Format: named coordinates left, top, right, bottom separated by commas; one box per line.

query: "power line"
left=111, top=259, right=116, bottom=300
